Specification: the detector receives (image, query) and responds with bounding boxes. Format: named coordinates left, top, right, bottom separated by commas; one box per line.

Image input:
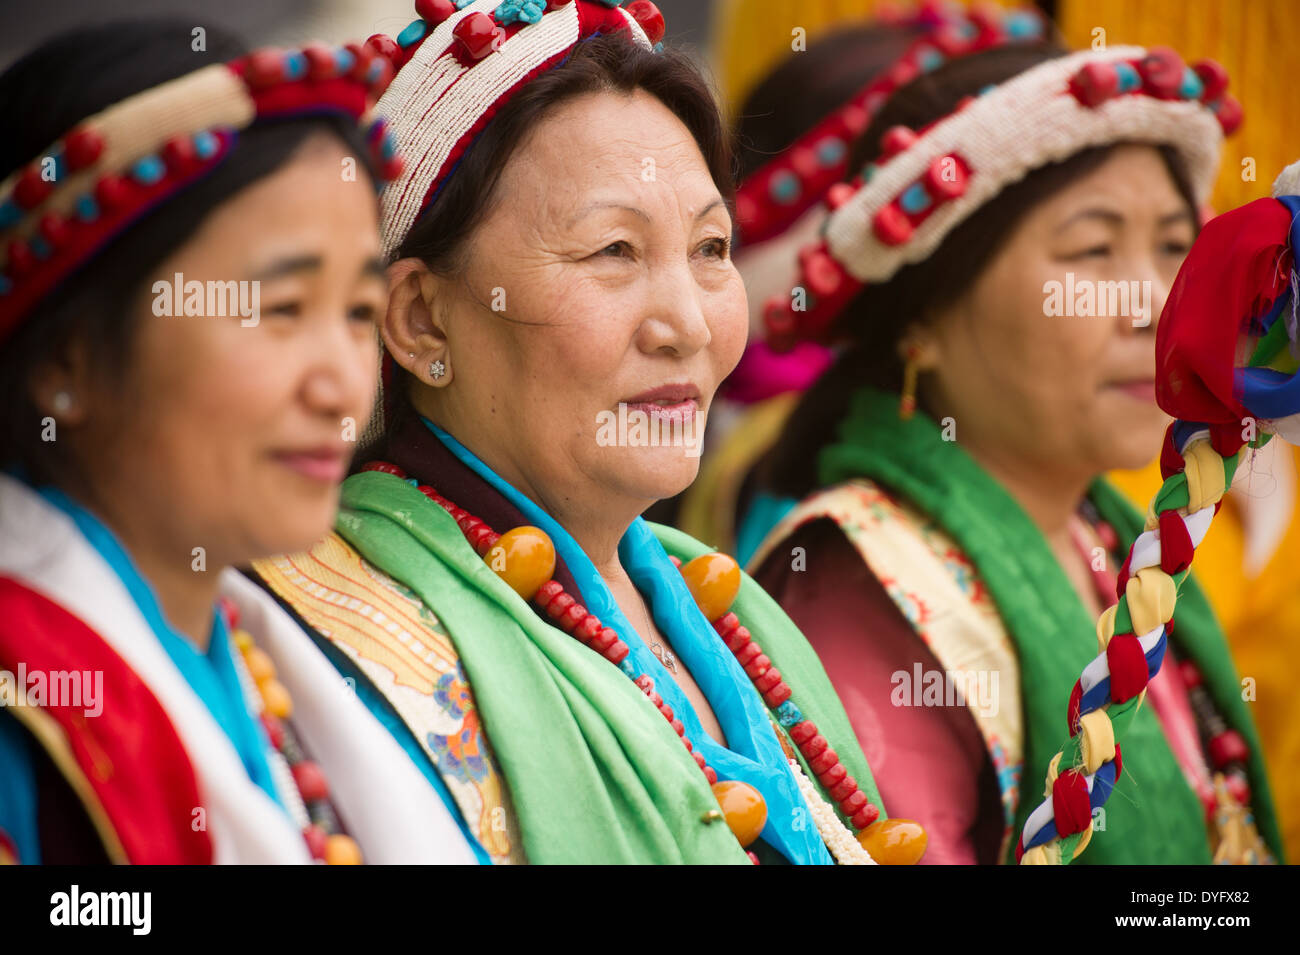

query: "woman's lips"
left=273, top=449, right=348, bottom=482
left=624, top=398, right=699, bottom=422
left=1111, top=380, right=1158, bottom=403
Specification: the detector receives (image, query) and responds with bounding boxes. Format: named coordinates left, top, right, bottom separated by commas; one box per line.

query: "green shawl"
left=818, top=386, right=1283, bottom=864
left=335, top=472, right=882, bottom=864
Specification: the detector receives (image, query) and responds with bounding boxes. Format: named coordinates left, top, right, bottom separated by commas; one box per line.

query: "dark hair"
left=379, top=31, right=733, bottom=444
left=0, top=20, right=380, bottom=486
left=731, top=23, right=923, bottom=183
left=762, top=43, right=1201, bottom=497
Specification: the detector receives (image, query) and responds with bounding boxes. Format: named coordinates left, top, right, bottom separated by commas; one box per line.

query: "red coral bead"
left=826, top=181, right=857, bottom=211
left=589, top=627, right=618, bottom=654
left=360, top=461, right=403, bottom=476
left=734, top=642, right=762, bottom=667
left=303, top=824, right=329, bottom=860
left=671, top=717, right=684, bottom=736
left=545, top=593, right=575, bottom=619
left=753, top=668, right=783, bottom=694
left=558, top=603, right=587, bottom=633
left=1193, top=58, right=1229, bottom=101
left=839, top=790, right=868, bottom=815
left=1224, top=771, right=1251, bottom=807
left=366, top=34, right=402, bottom=64
left=1138, top=46, right=1186, bottom=99
left=1214, top=94, right=1243, bottom=136
left=682, top=736, right=692, bottom=751
left=634, top=675, right=654, bottom=693
left=789, top=720, right=817, bottom=745
left=291, top=760, right=330, bottom=802
left=763, top=683, right=792, bottom=707
left=828, top=775, right=857, bottom=803
left=872, top=203, right=913, bottom=245
left=810, top=747, right=838, bottom=776
left=742, top=654, right=771, bottom=680
left=5, top=240, right=36, bottom=277
left=14, top=168, right=52, bottom=210
left=1208, top=729, right=1249, bottom=769
left=300, top=44, right=335, bottom=80
left=63, top=127, right=105, bottom=170
left=1068, top=61, right=1119, bottom=107
left=574, top=615, right=602, bottom=644
left=818, top=762, right=848, bottom=788
left=647, top=691, right=663, bottom=708
left=603, top=648, right=631, bottom=674
left=626, top=1, right=666, bottom=46
left=658, top=702, right=674, bottom=721
left=723, top=626, right=752, bottom=654
left=692, top=750, right=707, bottom=770
left=704, top=766, right=718, bottom=785
left=799, top=246, right=846, bottom=299
left=37, top=213, right=68, bottom=248
left=923, top=154, right=967, bottom=201
left=799, top=734, right=828, bottom=760
left=878, top=125, right=917, bottom=158
left=535, top=579, right=564, bottom=608
left=453, top=12, right=503, bottom=59
left=245, top=49, right=286, bottom=88
left=161, top=136, right=197, bottom=172
left=346, top=43, right=374, bottom=82
left=260, top=712, right=285, bottom=750
left=415, top=0, right=457, bottom=24
left=713, top=611, right=740, bottom=637
left=851, top=804, right=880, bottom=829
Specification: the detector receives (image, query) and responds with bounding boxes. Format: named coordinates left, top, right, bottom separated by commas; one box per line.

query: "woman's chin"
left=608, top=447, right=703, bottom=502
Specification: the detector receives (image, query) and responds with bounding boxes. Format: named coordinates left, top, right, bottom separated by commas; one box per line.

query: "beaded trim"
left=0, top=42, right=402, bottom=341
left=734, top=2, right=1047, bottom=247
left=764, top=44, right=1237, bottom=351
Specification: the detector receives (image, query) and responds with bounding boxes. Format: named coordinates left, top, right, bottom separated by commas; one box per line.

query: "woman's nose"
left=635, top=261, right=712, bottom=357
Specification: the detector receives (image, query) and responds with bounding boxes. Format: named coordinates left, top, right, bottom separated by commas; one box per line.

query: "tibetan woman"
left=0, top=21, right=476, bottom=863
left=252, top=0, right=915, bottom=865
left=747, top=42, right=1283, bottom=864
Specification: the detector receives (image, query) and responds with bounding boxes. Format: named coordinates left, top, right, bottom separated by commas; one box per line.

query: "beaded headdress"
left=371, top=0, right=665, bottom=259
left=0, top=42, right=404, bottom=342
left=734, top=0, right=1049, bottom=248
left=762, top=44, right=1242, bottom=351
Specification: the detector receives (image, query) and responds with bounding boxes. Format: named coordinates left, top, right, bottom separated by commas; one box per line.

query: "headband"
left=763, top=44, right=1240, bottom=351
left=1016, top=163, right=1300, bottom=866
left=373, top=0, right=664, bottom=259
left=734, top=1, right=1048, bottom=247
left=0, top=42, right=402, bottom=343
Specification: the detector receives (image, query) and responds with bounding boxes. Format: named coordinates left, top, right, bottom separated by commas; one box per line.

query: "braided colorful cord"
left=1016, top=422, right=1252, bottom=865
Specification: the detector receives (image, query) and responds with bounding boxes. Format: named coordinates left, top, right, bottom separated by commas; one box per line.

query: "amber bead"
left=324, top=834, right=363, bottom=865
left=487, top=526, right=556, bottom=599
left=711, top=780, right=768, bottom=848
left=243, top=646, right=276, bottom=683
left=679, top=553, right=741, bottom=622
left=856, top=818, right=927, bottom=865
left=259, top=678, right=293, bottom=719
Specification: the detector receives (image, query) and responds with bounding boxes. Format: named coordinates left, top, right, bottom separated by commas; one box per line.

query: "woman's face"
left=57, top=133, right=384, bottom=566
left=919, top=144, right=1196, bottom=481
left=400, top=89, right=748, bottom=513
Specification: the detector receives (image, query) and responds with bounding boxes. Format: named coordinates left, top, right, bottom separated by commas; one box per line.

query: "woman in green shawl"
left=253, top=1, right=917, bottom=865
left=743, top=41, right=1283, bottom=864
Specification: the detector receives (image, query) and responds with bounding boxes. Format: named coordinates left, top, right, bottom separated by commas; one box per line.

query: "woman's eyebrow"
left=248, top=254, right=323, bottom=281
left=566, top=202, right=651, bottom=228
left=1054, top=207, right=1125, bottom=233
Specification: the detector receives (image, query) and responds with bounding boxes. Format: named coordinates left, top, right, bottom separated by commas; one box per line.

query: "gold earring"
left=900, top=346, right=920, bottom=421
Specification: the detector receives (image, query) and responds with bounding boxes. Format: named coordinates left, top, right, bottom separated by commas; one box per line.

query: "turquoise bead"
left=619, top=658, right=638, bottom=679
left=193, top=130, right=220, bottom=159
left=406, top=477, right=420, bottom=487
left=1006, top=12, right=1042, bottom=38
left=776, top=700, right=803, bottom=727
left=0, top=275, right=12, bottom=296
left=74, top=194, right=98, bottom=221
left=900, top=182, right=930, bottom=214
left=770, top=171, right=799, bottom=204
left=816, top=138, right=846, bottom=167
left=283, top=51, right=307, bottom=80
left=398, top=18, right=428, bottom=48
left=1115, top=62, right=1141, bottom=93
left=334, top=48, right=356, bottom=73
left=0, top=199, right=20, bottom=229
left=1179, top=68, right=1203, bottom=100
left=29, top=236, right=52, bottom=260
left=130, top=155, right=165, bottom=185
left=918, top=47, right=944, bottom=72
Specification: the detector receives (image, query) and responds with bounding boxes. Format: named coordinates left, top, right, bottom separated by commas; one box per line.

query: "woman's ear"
left=29, top=336, right=92, bottom=426
left=381, top=258, right=454, bottom=388
left=897, top=323, right=942, bottom=371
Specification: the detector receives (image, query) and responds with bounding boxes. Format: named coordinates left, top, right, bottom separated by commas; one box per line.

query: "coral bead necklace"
left=361, top=461, right=926, bottom=863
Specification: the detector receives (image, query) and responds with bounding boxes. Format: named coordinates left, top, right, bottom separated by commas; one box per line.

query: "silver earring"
left=51, top=391, right=73, bottom=414
left=430, top=360, right=446, bottom=380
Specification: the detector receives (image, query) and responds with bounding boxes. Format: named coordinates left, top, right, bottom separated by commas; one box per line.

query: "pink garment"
left=722, top=340, right=834, bottom=405
left=753, top=518, right=1005, bottom=864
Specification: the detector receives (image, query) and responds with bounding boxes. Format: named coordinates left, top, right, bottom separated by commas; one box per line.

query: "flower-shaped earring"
left=430, top=360, right=446, bottom=380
